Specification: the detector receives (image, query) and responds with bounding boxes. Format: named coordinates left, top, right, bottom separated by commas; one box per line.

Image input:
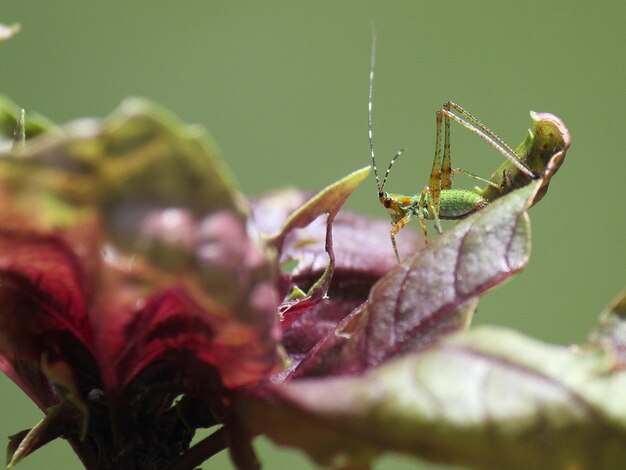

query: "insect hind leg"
left=451, top=167, right=501, bottom=189
left=440, top=101, right=536, bottom=179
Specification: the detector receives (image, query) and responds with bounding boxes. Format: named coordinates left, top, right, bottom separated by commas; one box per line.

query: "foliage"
left=0, top=96, right=623, bottom=470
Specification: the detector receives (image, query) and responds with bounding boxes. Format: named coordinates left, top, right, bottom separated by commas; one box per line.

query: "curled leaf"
left=479, top=112, right=571, bottom=207
left=265, top=166, right=371, bottom=253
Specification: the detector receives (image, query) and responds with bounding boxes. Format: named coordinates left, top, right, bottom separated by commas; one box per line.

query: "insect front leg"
left=390, top=214, right=412, bottom=262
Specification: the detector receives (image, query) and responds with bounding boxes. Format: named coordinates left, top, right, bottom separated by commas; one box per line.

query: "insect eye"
left=383, top=198, right=391, bottom=208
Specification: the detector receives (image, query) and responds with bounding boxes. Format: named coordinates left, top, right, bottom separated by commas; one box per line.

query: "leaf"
left=6, top=430, right=28, bottom=467
left=0, top=98, right=281, bottom=393
left=588, top=287, right=626, bottom=369
left=479, top=112, right=571, bottom=207
left=262, top=168, right=370, bottom=331
left=40, top=351, right=88, bottom=439
left=252, top=189, right=421, bottom=275
left=0, top=357, right=54, bottom=411
left=0, top=231, right=94, bottom=360
left=265, top=201, right=421, bottom=283
left=265, top=166, right=371, bottom=253
left=270, top=168, right=372, bottom=308
left=288, top=182, right=537, bottom=379
left=239, top=325, right=626, bottom=470
left=0, top=95, right=58, bottom=147
left=251, top=189, right=422, bottom=373
left=6, top=404, right=78, bottom=468
left=0, top=98, right=283, bottom=466
left=252, top=168, right=420, bottom=282
left=252, top=189, right=421, bottom=367
left=0, top=98, right=238, bottom=233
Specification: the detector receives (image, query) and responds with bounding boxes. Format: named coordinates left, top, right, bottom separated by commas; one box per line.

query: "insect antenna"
left=368, top=26, right=383, bottom=196
left=380, top=147, right=406, bottom=192
left=368, top=27, right=406, bottom=196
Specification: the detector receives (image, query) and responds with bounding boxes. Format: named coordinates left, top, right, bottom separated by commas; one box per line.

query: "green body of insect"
left=379, top=187, right=488, bottom=241
left=369, top=35, right=570, bottom=262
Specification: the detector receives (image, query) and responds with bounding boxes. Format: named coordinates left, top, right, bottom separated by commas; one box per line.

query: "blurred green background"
left=0, top=1, right=624, bottom=469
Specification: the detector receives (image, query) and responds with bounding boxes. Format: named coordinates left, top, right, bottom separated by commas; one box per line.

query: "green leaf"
left=479, top=111, right=570, bottom=207
left=266, top=166, right=371, bottom=252
left=6, top=404, right=78, bottom=468
left=239, top=325, right=626, bottom=470
left=0, top=98, right=239, bottom=233
left=0, top=95, right=57, bottom=147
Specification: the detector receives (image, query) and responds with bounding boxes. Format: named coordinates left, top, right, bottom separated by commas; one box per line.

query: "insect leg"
left=428, top=111, right=444, bottom=214
left=440, top=101, right=536, bottom=179
left=451, top=167, right=501, bottom=189
left=445, top=102, right=518, bottom=156
left=390, top=214, right=412, bottom=262
left=419, top=186, right=442, bottom=235
left=441, top=108, right=453, bottom=190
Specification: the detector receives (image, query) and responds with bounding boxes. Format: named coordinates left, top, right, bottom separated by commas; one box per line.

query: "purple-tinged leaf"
left=276, top=297, right=366, bottom=381
left=260, top=168, right=371, bottom=333
left=289, top=182, right=537, bottom=379
left=253, top=188, right=420, bottom=368
left=238, top=326, right=626, bottom=470
left=283, top=210, right=421, bottom=283
left=250, top=189, right=311, bottom=238
left=588, top=287, right=626, bottom=369
left=252, top=190, right=420, bottom=279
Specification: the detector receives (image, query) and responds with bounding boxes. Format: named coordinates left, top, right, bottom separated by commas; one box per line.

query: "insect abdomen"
left=438, top=189, right=488, bottom=219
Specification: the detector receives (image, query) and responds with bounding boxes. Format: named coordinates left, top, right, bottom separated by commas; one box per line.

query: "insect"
left=368, top=35, right=570, bottom=262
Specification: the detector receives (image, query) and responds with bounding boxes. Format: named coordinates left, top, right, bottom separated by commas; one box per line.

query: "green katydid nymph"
left=368, top=34, right=570, bottom=262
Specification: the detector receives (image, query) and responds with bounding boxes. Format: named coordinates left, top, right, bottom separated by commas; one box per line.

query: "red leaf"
left=0, top=230, right=93, bottom=360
